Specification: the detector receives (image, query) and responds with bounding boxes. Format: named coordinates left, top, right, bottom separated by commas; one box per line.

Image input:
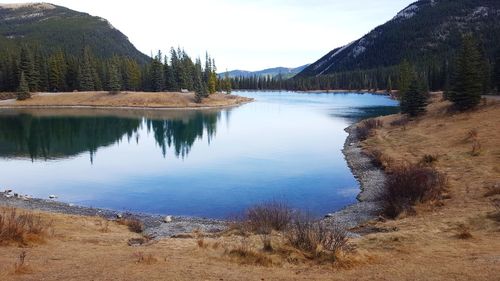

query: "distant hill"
left=0, top=3, right=149, bottom=63
left=221, top=64, right=309, bottom=79
left=297, top=0, right=500, bottom=78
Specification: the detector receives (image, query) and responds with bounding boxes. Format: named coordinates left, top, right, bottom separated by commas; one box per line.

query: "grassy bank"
left=0, top=91, right=253, bottom=109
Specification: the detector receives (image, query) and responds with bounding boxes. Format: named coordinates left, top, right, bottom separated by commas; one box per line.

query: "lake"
left=0, top=91, right=398, bottom=218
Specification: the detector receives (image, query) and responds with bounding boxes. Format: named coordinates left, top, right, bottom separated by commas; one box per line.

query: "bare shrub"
left=244, top=201, right=293, bottom=233
left=132, top=252, right=157, bottom=264
left=390, top=117, right=409, bottom=127
left=464, top=129, right=478, bottom=141
left=471, top=139, right=482, bottom=156
left=117, top=217, right=144, bottom=233
left=383, top=164, right=447, bottom=219
left=14, top=251, right=31, bottom=274
left=226, top=239, right=274, bottom=267
left=286, top=213, right=348, bottom=262
left=364, top=149, right=393, bottom=169
left=356, top=118, right=383, bottom=140
left=197, top=237, right=208, bottom=249
left=420, top=154, right=439, bottom=166
left=455, top=224, right=472, bottom=240
left=0, top=208, right=50, bottom=246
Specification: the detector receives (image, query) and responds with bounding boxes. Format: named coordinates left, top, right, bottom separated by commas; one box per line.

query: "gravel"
left=322, top=124, right=386, bottom=229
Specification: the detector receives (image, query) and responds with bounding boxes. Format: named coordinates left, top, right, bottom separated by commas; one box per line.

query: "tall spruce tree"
left=108, top=61, right=121, bottom=94
left=398, top=60, right=413, bottom=95
left=17, top=71, right=31, bottom=100
left=400, top=77, right=428, bottom=117
left=494, top=49, right=500, bottom=93
left=448, top=35, right=483, bottom=110
left=79, top=47, right=95, bottom=91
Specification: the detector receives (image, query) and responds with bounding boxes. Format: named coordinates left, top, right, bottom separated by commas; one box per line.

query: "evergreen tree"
left=398, top=60, right=413, bottom=95
left=400, top=77, right=428, bottom=117
left=222, top=70, right=232, bottom=94
left=150, top=51, right=164, bottom=92
left=19, top=46, right=38, bottom=91
left=108, top=61, right=121, bottom=94
left=17, top=71, right=31, bottom=100
left=494, top=49, right=500, bottom=93
left=448, top=35, right=483, bottom=110
left=79, top=47, right=95, bottom=91
left=387, top=76, right=393, bottom=93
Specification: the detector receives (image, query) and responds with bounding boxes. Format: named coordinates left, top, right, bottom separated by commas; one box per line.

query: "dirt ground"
left=0, top=94, right=499, bottom=280
left=0, top=91, right=252, bottom=109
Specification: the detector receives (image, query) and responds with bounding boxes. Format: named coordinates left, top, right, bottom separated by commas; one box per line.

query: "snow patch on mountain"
left=0, top=3, right=56, bottom=10
left=393, top=4, right=419, bottom=20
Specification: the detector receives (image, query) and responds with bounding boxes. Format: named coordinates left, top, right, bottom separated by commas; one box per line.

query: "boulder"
left=163, top=216, right=173, bottom=223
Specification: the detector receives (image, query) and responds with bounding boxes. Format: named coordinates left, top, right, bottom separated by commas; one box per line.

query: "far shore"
left=0, top=91, right=253, bottom=110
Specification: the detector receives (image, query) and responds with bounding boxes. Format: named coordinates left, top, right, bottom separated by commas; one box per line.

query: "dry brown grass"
left=0, top=91, right=252, bottom=109
left=0, top=208, right=50, bottom=246
left=133, top=251, right=158, bottom=265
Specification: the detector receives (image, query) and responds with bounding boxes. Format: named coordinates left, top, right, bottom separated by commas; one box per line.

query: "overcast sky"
left=6, top=0, right=415, bottom=71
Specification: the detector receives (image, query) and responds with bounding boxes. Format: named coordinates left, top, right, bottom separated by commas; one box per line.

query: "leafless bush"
left=0, top=208, right=50, bottom=246
left=132, top=251, right=157, bottom=264
left=244, top=201, right=293, bottom=233
left=356, top=118, right=383, bottom=140
left=455, top=224, right=472, bottom=240
left=117, top=217, right=144, bottom=233
left=14, top=251, right=31, bottom=274
left=226, top=238, right=273, bottom=267
left=420, top=154, right=439, bottom=166
left=383, top=164, right=447, bottom=219
left=471, top=139, right=482, bottom=156
left=390, top=117, right=409, bottom=127
left=286, top=213, right=348, bottom=262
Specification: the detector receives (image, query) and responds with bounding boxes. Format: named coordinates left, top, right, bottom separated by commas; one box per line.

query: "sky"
left=5, top=0, right=415, bottom=71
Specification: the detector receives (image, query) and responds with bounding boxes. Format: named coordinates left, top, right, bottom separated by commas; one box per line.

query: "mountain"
left=221, top=64, right=309, bottom=79
left=0, top=3, right=149, bottom=63
left=297, top=0, right=500, bottom=78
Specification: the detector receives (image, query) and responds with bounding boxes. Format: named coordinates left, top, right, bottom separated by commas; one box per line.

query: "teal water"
left=0, top=92, right=398, bottom=218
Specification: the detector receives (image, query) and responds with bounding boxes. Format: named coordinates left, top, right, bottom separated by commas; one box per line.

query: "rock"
left=4, top=193, right=13, bottom=198
left=163, top=216, right=173, bottom=223
left=48, top=195, right=58, bottom=199
left=4, top=189, right=12, bottom=193
left=116, top=213, right=123, bottom=219
left=324, top=213, right=334, bottom=218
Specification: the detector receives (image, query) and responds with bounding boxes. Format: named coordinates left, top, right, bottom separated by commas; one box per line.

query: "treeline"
left=231, top=46, right=500, bottom=95
left=0, top=45, right=231, bottom=98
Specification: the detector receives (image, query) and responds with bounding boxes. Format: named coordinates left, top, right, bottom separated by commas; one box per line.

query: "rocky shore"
left=323, top=123, right=386, bottom=229
left=0, top=192, right=226, bottom=238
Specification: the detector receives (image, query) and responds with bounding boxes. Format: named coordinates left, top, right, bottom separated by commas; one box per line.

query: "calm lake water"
left=0, top=92, right=398, bottom=218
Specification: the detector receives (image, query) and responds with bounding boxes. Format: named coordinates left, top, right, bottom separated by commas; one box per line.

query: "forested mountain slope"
left=0, top=3, right=148, bottom=63
left=297, top=0, right=500, bottom=79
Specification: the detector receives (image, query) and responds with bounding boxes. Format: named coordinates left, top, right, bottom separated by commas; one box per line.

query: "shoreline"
left=0, top=91, right=254, bottom=110
left=0, top=119, right=386, bottom=234
left=322, top=123, right=386, bottom=229
left=0, top=193, right=226, bottom=238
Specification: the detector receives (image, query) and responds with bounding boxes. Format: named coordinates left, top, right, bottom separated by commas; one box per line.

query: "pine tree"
left=19, top=46, right=38, bottom=91
left=17, top=71, right=31, bottom=100
left=400, top=77, right=428, bottom=117
left=223, top=70, right=232, bottom=94
left=194, top=60, right=207, bottom=103
left=448, top=35, right=483, bottom=110
left=494, top=49, right=500, bottom=93
left=108, top=61, right=121, bottom=94
left=398, top=60, right=413, bottom=96
left=79, top=47, right=95, bottom=91
left=150, top=52, right=164, bottom=92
